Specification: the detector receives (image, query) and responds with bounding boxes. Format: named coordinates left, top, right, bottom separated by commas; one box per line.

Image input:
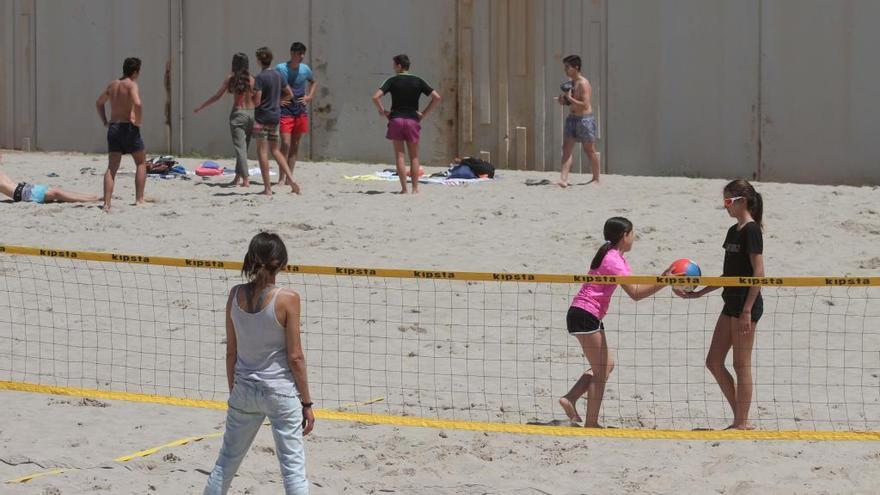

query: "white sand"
left=1, top=150, right=880, bottom=493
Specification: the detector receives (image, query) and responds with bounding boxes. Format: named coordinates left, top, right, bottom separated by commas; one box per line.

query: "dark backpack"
left=460, top=157, right=495, bottom=178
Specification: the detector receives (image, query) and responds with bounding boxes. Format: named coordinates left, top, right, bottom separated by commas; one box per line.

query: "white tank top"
left=230, top=285, right=298, bottom=395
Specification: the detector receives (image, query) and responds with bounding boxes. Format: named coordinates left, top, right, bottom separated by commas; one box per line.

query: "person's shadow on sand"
left=212, top=191, right=264, bottom=197
left=526, top=419, right=582, bottom=427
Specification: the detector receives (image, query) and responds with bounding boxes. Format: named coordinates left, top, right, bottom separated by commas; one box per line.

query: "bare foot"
left=583, top=422, right=604, bottom=429
left=289, top=181, right=301, bottom=194
left=134, top=200, right=145, bottom=206
left=261, top=189, right=273, bottom=196
left=398, top=189, right=408, bottom=194
left=241, top=180, right=250, bottom=187
left=727, top=423, right=756, bottom=431
left=558, top=397, right=583, bottom=425
left=556, top=180, right=569, bottom=188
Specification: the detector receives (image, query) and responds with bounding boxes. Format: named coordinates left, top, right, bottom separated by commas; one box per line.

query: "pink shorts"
left=280, top=114, right=309, bottom=135
left=386, top=117, right=421, bottom=143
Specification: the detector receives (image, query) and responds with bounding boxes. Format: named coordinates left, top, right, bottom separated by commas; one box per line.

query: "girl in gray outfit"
left=194, top=53, right=256, bottom=187
left=204, top=232, right=315, bottom=494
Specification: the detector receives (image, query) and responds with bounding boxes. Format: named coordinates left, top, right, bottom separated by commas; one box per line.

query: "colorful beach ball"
left=670, top=258, right=701, bottom=292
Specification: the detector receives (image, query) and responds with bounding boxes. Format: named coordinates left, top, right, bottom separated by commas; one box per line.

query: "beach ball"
left=669, top=258, right=701, bottom=292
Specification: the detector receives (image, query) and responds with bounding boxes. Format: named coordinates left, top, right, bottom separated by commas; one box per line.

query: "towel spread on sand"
left=216, top=167, right=276, bottom=177
left=344, top=171, right=494, bottom=186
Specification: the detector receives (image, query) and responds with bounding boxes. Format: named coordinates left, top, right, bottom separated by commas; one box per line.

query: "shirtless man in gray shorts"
left=556, top=54, right=599, bottom=188
left=96, top=57, right=146, bottom=212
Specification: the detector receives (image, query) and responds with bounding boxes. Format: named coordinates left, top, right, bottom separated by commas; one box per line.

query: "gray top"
left=254, top=68, right=288, bottom=125
left=230, top=284, right=298, bottom=395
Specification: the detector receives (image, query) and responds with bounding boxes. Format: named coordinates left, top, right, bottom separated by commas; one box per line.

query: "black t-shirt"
left=380, top=73, right=434, bottom=120
left=722, top=221, right=763, bottom=296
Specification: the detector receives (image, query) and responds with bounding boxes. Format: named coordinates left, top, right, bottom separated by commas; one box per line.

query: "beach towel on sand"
left=343, top=170, right=494, bottom=186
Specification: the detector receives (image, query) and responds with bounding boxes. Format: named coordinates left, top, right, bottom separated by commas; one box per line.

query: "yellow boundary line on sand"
left=5, top=432, right=223, bottom=484
left=3, top=381, right=880, bottom=445
left=1, top=243, right=878, bottom=287
left=6, top=396, right=388, bottom=484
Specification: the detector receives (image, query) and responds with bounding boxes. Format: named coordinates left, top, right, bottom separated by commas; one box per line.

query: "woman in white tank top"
left=204, top=232, right=314, bottom=495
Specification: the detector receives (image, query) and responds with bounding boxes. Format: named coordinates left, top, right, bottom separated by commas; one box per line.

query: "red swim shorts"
left=280, top=114, right=309, bottom=135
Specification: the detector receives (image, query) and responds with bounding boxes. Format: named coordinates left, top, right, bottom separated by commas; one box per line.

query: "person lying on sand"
left=0, top=170, right=100, bottom=204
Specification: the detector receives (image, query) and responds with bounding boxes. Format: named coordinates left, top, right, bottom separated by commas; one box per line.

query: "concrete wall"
left=32, top=0, right=171, bottom=154
left=175, top=0, right=310, bottom=159
left=0, top=0, right=36, bottom=151
left=309, top=0, right=458, bottom=164
left=0, top=0, right=16, bottom=149
left=3, top=0, right=880, bottom=184
left=458, top=0, right=605, bottom=173
left=760, top=0, right=880, bottom=184
left=606, top=0, right=760, bottom=179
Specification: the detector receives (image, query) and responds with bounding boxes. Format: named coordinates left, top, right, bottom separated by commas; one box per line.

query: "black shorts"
left=566, top=307, right=604, bottom=335
left=107, top=122, right=144, bottom=154
left=721, top=290, right=763, bottom=323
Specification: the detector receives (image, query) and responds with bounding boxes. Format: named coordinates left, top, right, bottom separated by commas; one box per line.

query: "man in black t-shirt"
left=371, top=54, right=441, bottom=194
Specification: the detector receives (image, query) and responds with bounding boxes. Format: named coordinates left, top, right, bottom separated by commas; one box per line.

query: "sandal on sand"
left=525, top=178, right=551, bottom=186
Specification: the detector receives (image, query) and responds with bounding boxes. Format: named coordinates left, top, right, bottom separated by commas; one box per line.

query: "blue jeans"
left=204, top=378, right=309, bottom=494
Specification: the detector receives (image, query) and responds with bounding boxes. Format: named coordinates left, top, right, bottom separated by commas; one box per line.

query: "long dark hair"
left=227, top=53, right=251, bottom=94
left=241, top=232, right=288, bottom=307
left=590, top=217, right=633, bottom=269
left=724, top=179, right=763, bottom=228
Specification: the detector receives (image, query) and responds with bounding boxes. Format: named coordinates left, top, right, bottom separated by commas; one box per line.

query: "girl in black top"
left=676, top=179, right=765, bottom=430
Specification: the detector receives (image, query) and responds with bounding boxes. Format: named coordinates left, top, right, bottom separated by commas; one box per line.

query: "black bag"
left=459, top=157, right=495, bottom=178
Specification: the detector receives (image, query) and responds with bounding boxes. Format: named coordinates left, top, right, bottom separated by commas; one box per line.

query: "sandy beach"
left=2, top=150, right=880, bottom=494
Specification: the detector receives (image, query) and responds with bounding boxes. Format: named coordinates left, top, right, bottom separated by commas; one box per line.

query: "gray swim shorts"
left=564, top=114, right=597, bottom=144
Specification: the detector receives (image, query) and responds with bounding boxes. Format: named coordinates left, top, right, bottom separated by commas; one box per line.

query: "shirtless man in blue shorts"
left=556, top=55, right=600, bottom=188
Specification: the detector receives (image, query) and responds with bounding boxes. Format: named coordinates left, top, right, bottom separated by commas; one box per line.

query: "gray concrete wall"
left=176, top=0, right=310, bottom=159
left=606, top=0, right=760, bottom=179
left=458, top=0, right=605, bottom=173
left=541, top=0, right=606, bottom=173
left=33, top=0, right=171, bottom=154
left=309, top=0, right=458, bottom=164
left=0, top=0, right=36, bottom=151
left=0, top=0, right=15, bottom=149
left=174, top=0, right=457, bottom=164
left=4, top=0, right=880, bottom=184
left=760, top=0, right=880, bottom=184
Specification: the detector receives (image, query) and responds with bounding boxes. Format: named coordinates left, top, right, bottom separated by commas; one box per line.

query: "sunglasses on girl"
left=723, top=196, right=743, bottom=207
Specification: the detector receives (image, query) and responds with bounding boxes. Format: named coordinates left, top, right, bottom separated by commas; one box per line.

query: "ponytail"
left=241, top=232, right=289, bottom=309
left=590, top=217, right=633, bottom=269
left=751, top=192, right=763, bottom=228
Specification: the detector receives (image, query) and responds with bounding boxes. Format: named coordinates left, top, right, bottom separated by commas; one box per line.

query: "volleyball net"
left=1, top=244, right=879, bottom=433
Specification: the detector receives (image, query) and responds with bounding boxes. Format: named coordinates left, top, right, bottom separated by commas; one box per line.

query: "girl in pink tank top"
left=558, top=217, right=672, bottom=428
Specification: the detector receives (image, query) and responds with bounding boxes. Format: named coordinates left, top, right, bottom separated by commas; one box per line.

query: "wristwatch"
left=301, top=401, right=314, bottom=408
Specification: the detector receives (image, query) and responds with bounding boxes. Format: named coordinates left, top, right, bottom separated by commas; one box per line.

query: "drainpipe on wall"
left=164, top=60, right=171, bottom=153
left=177, top=0, right=184, bottom=154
